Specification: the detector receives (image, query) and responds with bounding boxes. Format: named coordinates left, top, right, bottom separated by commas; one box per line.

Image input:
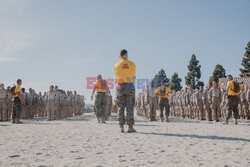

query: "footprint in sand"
left=9, top=155, right=21, bottom=158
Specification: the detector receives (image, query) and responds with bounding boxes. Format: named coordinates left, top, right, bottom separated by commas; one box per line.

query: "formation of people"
left=1, top=49, right=248, bottom=132
left=0, top=81, right=85, bottom=123
left=136, top=75, right=249, bottom=124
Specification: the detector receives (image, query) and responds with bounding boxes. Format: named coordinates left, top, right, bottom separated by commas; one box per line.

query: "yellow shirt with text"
left=155, top=86, right=172, bottom=98
left=94, top=79, right=108, bottom=93
left=114, top=59, right=136, bottom=84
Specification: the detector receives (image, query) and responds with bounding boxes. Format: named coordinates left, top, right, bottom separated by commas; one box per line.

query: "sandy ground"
left=0, top=113, right=250, bottom=167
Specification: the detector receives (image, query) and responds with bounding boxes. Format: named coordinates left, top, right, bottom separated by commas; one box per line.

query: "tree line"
left=153, top=41, right=250, bottom=91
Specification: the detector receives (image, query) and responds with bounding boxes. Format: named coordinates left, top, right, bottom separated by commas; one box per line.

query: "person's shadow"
left=137, top=132, right=250, bottom=142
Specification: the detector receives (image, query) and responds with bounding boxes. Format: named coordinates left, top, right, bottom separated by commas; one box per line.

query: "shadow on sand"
left=138, top=132, right=250, bottom=142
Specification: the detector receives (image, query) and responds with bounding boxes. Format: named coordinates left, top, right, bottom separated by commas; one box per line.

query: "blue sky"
left=0, top=0, right=249, bottom=102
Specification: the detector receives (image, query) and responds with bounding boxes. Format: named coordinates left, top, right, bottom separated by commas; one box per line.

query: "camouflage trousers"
left=159, top=98, right=170, bottom=118
left=95, top=92, right=107, bottom=119
left=226, top=96, right=239, bottom=119
left=12, top=98, right=22, bottom=119
left=149, top=97, right=157, bottom=119
left=116, top=83, right=135, bottom=126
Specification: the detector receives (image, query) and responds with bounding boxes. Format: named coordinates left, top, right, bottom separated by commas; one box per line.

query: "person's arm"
left=91, top=88, right=96, bottom=101
left=238, top=85, right=244, bottom=96
left=17, top=92, right=24, bottom=105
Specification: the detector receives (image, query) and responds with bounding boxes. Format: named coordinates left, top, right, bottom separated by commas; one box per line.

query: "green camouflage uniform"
left=116, top=83, right=135, bottom=126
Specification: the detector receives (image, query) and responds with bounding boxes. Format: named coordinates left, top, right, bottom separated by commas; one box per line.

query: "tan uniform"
left=203, top=89, right=212, bottom=121
left=209, top=87, right=221, bottom=121
left=148, top=87, right=157, bottom=120
left=47, top=91, right=56, bottom=120
left=0, top=89, right=8, bottom=121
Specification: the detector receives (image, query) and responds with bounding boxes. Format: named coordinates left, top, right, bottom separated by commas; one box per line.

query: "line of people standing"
left=0, top=80, right=85, bottom=123
left=136, top=75, right=248, bottom=125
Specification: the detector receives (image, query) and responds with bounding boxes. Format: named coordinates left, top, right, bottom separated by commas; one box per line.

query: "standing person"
left=225, top=75, right=244, bottom=125
left=91, top=75, right=108, bottom=123
left=209, top=81, right=222, bottom=122
left=21, top=88, right=28, bottom=119
left=114, top=49, right=136, bottom=133
left=11, top=79, right=24, bottom=124
left=155, top=80, right=173, bottom=122
left=54, top=86, right=61, bottom=120
left=0, top=84, right=7, bottom=121
left=203, top=85, right=212, bottom=121
left=197, top=86, right=205, bottom=120
left=148, top=81, right=157, bottom=121
left=46, top=86, right=55, bottom=121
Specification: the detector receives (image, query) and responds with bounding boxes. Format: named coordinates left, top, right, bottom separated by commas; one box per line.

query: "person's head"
left=7, top=86, right=11, bottom=91
left=199, top=86, right=203, bottom=92
left=55, top=85, right=58, bottom=91
left=0, top=83, right=4, bottom=90
left=39, top=92, right=42, bottom=96
left=17, top=79, right=22, bottom=86
left=213, top=81, right=217, bottom=88
left=29, top=88, right=32, bottom=93
left=195, top=88, right=198, bottom=93
left=50, top=85, right=54, bottom=92
left=185, top=87, right=188, bottom=93
left=21, top=88, right=25, bottom=93
left=227, top=75, right=233, bottom=81
left=189, top=86, right=193, bottom=92
left=161, top=80, right=166, bottom=86
left=97, top=74, right=102, bottom=80
left=44, top=92, right=47, bottom=96
left=74, top=91, right=77, bottom=95
left=120, top=49, right=128, bottom=60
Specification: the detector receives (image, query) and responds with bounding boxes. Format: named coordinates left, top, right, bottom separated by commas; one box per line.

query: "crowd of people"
left=136, top=75, right=250, bottom=124
left=0, top=81, right=85, bottom=123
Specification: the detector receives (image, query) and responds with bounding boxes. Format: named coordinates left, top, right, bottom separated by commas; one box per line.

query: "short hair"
left=17, top=79, right=22, bottom=84
left=97, top=75, right=102, bottom=79
left=21, top=88, right=25, bottom=92
left=120, top=49, right=128, bottom=56
left=55, top=85, right=58, bottom=88
left=227, top=75, right=233, bottom=78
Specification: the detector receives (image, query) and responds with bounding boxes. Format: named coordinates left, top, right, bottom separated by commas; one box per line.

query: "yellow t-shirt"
left=94, top=79, right=107, bottom=93
left=13, top=85, right=21, bottom=98
left=227, top=80, right=244, bottom=96
left=155, top=86, right=172, bottom=98
left=113, top=101, right=117, bottom=107
left=114, top=59, right=136, bottom=84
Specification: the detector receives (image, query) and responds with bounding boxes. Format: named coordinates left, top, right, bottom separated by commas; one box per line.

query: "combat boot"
left=225, top=118, right=229, bottom=125
left=127, top=124, right=136, bottom=133
left=120, top=125, right=124, bottom=133
left=12, top=119, right=16, bottom=124
left=16, top=119, right=23, bottom=124
left=234, top=118, right=238, bottom=125
left=166, top=116, right=169, bottom=122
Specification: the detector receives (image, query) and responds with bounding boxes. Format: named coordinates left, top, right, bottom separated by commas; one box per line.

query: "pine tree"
left=240, top=41, right=250, bottom=77
left=209, top=64, right=226, bottom=85
left=153, top=69, right=170, bottom=87
left=169, top=73, right=182, bottom=91
left=185, top=54, right=203, bottom=88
